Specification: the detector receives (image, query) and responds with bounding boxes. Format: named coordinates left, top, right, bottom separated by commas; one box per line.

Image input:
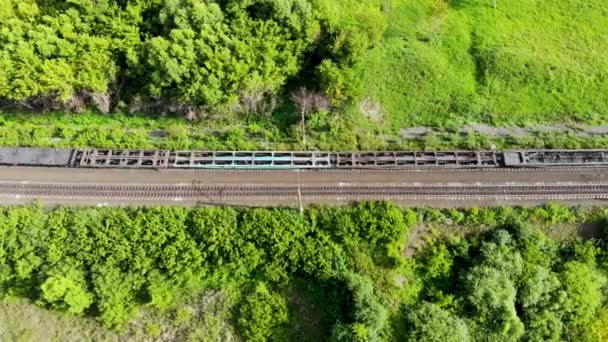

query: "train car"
left=168, top=151, right=333, bottom=169
left=503, top=150, right=608, bottom=167
left=0, top=147, right=75, bottom=167
left=74, top=149, right=170, bottom=168
left=333, top=151, right=500, bottom=168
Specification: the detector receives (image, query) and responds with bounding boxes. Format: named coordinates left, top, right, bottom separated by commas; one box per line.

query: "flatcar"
left=503, top=150, right=608, bottom=167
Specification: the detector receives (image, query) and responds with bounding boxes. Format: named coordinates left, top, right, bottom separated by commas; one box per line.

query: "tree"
left=405, top=302, right=470, bottom=342
left=518, top=265, right=564, bottom=341
left=237, top=282, right=289, bottom=342
left=0, top=0, right=122, bottom=106
left=330, top=272, right=388, bottom=342
left=291, top=87, right=330, bottom=147
left=464, top=266, right=524, bottom=340
left=138, top=0, right=318, bottom=108
left=559, top=261, right=606, bottom=331
left=187, top=208, right=241, bottom=268
left=40, top=268, right=93, bottom=315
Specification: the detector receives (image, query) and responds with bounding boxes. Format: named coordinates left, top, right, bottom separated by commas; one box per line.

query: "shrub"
left=405, top=302, right=470, bottom=342
left=237, top=283, right=289, bottom=342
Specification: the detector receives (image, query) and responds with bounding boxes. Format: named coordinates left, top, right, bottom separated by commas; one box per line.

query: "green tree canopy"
left=405, top=302, right=470, bottom=342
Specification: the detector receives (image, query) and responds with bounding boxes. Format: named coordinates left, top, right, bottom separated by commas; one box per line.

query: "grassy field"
left=354, top=0, right=608, bottom=128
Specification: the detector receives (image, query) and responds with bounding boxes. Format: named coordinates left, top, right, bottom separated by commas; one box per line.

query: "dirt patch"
left=404, top=223, right=433, bottom=257
left=401, top=127, right=431, bottom=139
left=149, top=130, right=166, bottom=138
left=399, top=124, right=608, bottom=140
left=585, top=126, right=608, bottom=135
left=0, top=299, right=120, bottom=342
left=534, top=124, right=569, bottom=133
left=464, top=124, right=531, bottom=138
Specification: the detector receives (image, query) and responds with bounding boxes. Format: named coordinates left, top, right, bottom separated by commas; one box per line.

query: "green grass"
left=0, top=299, right=120, bottom=341
left=5, top=109, right=608, bottom=151
left=354, top=0, right=608, bottom=129
left=0, top=110, right=301, bottom=150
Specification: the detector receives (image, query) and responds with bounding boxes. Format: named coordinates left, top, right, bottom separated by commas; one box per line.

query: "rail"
left=1, top=182, right=607, bottom=203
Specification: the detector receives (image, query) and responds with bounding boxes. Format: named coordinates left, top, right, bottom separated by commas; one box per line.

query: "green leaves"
left=408, top=217, right=608, bottom=341
left=0, top=0, right=119, bottom=101
left=0, top=0, right=385, bottom=110
left=136, top=0, right=317, bottom=107
left=559, top=261, right=607, bottom=329
left=0, top=202, right=413, bottom=331
left=465, top=266, right=525, bottom=340
left=237, top=282, right=289, bottom=342
left=40, top=267, right=93, bottom=315
left=405, top=302, right=470, bottom=342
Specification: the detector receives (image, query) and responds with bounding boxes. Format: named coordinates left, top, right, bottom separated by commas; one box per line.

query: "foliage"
left=330, top=272, right=388, bottom=342
left=559, top=261, right=606, bottom=331
left=40, top=267, right=93, bottom=315
left=404, top=302, right=469, bottom=342
left=2, top=0, right=608, bottom=152
left=0, top=201, right=408, bottom=334
left=237, top=282, right=289, bottom=342
left=0, top=0, right=386, bottom=111
left=406, top=215, right=608, bottom=342
left=3, top=203, right=608, bottom=341
left=137, top=0, right=317, bottom=107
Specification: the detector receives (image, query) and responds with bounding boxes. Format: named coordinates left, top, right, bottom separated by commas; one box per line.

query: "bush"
left=405, top=302, right=469, bottom=342
left=237, top=283, right=289, bottom=342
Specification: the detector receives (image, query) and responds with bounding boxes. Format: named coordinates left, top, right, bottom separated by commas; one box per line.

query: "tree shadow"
left=448, top=0, right=478, bottom=10
left=578, top=221, right=604, bottom=240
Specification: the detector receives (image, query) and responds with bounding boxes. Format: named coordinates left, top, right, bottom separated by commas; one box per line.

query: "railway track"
left=2, top=181, right=608, bottom=203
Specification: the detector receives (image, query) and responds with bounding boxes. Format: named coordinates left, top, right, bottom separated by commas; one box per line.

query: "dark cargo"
left=0, top=148, right=74, bottom=167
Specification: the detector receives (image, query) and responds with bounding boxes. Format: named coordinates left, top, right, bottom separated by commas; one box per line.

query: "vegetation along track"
left=1, top=182, right=608, bottom=203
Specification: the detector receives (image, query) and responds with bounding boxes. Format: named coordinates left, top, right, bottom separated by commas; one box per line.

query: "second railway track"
left=2, top=182, right=608, bottom=203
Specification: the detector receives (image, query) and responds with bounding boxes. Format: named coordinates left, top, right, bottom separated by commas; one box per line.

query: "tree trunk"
left=301, top=110, right=306, bottom=148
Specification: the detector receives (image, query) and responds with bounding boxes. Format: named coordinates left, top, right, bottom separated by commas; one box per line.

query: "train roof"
left=0, top=147, right=73, bottom=166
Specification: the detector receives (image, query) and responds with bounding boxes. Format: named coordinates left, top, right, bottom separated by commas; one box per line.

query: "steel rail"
left=1, top=182, right=608, bottom=202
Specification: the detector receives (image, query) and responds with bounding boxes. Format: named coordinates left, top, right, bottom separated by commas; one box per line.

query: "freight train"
left=1, top=147, right=608, bottom=169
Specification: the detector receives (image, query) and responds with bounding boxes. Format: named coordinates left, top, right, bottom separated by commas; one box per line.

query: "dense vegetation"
left=2, top=202, right=608, bottom=340
left=0, top=0, right=381, bottom=113
left=5, top=110, right=608, bottom=152
left=2, top=0, right=607, bottom=146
